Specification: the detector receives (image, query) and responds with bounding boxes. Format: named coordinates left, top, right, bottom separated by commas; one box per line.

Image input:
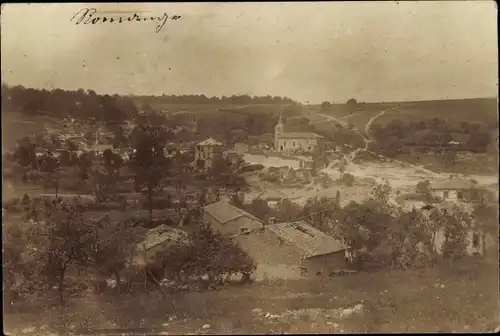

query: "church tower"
left=275, top=111, right=284, bottom=151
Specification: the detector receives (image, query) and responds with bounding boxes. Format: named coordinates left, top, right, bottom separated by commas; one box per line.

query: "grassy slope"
left=4, top=260, right=498, bottom=334
left=372, top=98, right=498, bottom=128
left=2, top=111, right=64, bottom=152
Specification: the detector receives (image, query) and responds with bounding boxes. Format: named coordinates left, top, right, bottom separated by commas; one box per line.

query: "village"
left=4, top=102, right=497, bottom=285
left=2, top=2, right=498, bottom=334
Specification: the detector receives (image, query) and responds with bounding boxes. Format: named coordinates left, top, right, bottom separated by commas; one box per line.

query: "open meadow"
left=4, top=260, right=498, bottom=335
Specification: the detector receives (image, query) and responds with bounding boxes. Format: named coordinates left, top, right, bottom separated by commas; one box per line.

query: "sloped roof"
left=198, top=137, right=223, bottom=146
left=279, top=132, right=324, bottom=139
left=204, top=201, right=261, bottom=224
left=137, top=225, right=190, bottom=251
left=85, top=210, right=134, bottom=223
left=266, top=221, right=348, bottom=258
left=431, top=177, right=476, bottom=190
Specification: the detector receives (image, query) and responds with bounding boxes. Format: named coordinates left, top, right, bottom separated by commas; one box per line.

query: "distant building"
left=430, top=177, right=476, bottom=201
left=236, top=220, right=350, bottom=280
left=195, top=138, right=224, bottom=170
left=203, top=201, right=263, bottom=236
left=274, top=112, right=325, bottom=153
left=234, top=142, right=249, bottom=154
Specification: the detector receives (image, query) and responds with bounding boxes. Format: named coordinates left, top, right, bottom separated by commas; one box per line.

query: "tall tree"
left=131, top=126, right=170, bottom=224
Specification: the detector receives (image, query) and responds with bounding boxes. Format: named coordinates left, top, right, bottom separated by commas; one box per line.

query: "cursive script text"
left=71, top=8, right=182, bottom=33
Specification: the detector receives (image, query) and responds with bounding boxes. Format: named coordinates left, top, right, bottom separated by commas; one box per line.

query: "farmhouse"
left=235, top=220, right=350, bottom=280
left=133, top=225, right=190, bottom=266
left=195, top=137, right=224, bottom=170
left=430, top=177, right=476, bottom=201
left=274, top=112, right=325, bottom=153
left=203, top=201, right=263, bottom=236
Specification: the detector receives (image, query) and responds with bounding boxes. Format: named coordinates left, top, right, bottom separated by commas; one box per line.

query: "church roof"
left=279, top=132, right=324, bottom=139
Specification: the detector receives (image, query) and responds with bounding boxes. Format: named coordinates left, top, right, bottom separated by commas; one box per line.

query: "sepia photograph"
left=2, top=2, right=498, bottom=334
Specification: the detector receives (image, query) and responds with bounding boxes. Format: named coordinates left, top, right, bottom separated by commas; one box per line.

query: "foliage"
left=92, top=217, right=147, bottom=284
left=153, top=224, right=256, bottom=284
left=2, top=85, right=138, bottom=122
left=320, top=101, right=332, bottom=110
left=371, top=116, right=493, bottom=156
left=131, top=126, right=171, bottom=224
left=4, top=200, right=98, bottom=305
left=340, top=172, right=355, bottom=186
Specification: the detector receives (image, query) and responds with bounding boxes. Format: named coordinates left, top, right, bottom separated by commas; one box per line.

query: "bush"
left=152, top=223, right=256, bottom=286
left=340, top=173, right=355, bottom=186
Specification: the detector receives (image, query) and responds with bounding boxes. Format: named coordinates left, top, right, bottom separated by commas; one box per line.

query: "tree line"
left=2, top=84, right=139, bottom=122
left=370, top=117, right=494, bottom=158
left=133, top=94, right=296, bottom=106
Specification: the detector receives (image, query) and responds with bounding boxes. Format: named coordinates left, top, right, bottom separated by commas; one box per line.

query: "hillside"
left=2, top=111, right=64, bottom=152
left=372, top=97, right=497, bottom=129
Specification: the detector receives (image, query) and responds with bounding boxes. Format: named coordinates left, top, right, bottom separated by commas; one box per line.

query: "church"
left=274, top=113, right=325, bottom=153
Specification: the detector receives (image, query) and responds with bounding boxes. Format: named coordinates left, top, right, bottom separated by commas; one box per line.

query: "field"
left=371, top=98, right=498, bottom=129
left=1, top=112, right=64, bottom=152
left=4, top=260, right=498, bottom=335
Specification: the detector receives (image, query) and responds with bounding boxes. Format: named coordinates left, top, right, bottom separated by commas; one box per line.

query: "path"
left=314, top=106, right=439, bottom=177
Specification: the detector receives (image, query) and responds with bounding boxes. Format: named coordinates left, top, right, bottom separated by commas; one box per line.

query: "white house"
left=430, top=177, right=476, bottom=201
left=274, top=112, right=325, bottom=153
left=194, top=138, right=224, bottom=170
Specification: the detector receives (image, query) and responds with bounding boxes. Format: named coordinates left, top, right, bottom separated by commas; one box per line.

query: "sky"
left=1, top=2, right=498, bottom=104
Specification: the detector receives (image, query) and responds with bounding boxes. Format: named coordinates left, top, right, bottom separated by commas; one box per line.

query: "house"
left=235, top=220, right=350, bottom=280
left=203, top=201, right=263, bottom=236
left=430, top=177, right=476, bottom=201
left=195, top=138, right=224, bottom=170
left=275, top=112, right=325, bottom=153
left=133, top=225, right=190, bottom=266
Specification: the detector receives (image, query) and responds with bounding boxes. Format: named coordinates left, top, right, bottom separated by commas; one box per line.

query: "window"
left=457, top=191, right=464, bottom=199
left=284, top=141, right=287, bottom=147
left=293, top=141, right=296, bottom=147
left=443, top=191, right=449, bottom=198
left=300, top=267, right=308, bottom=277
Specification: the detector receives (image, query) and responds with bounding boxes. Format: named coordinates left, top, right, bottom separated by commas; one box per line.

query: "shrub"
left=340, top=173, right=355, bottom=186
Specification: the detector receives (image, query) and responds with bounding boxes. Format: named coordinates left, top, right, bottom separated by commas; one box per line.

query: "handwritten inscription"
left=71, top=8, right=182, bottom=33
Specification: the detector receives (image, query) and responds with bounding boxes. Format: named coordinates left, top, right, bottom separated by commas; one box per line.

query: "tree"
left=17, top=200, right=97, bottom=305
left=320, top=101, right=332, bottom=111
left=299, top=196, right=339, bottom=232
left=210, top=155, right=232, bottom=181
left=153, top=223, right=256, bottom=286
left=442, top=150, right=457, bottom=168
left=171, top=150, right=191, bottom=216
left=198, top=189, right=207, bottom=207
left=346, top=98, right=358, bottom=105
left=340, top=172, right=355, bottom=187
left=245, top=198, right=271, bottom=221
left=40, top=154, right=61, bottom=197
left=93, top=217, right=147, bottom=290
left=131, top=126, right=170, bottom=224
left=415, top=180, right=433, bottom=202
left=13, top=139, right=36, bottom=181
left=274, top=199, right=301, bottom=223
